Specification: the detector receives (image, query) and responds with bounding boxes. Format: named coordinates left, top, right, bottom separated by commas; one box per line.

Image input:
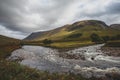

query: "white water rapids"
left=8, top=44, right=120, bottom=78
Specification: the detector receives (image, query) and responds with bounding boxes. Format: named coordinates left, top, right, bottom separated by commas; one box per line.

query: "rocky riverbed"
left=101, top=47, right=120, bottom=57
left=8, top=44, right=120, bottom=78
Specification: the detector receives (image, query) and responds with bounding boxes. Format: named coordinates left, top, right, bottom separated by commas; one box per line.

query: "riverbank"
left=101, top=40, right=120, bottom=56
left=8, top=44, right=120, bottom=79
left=49, top=41, right=95, bottom=49
left=0, top=45, right=21, bottom=59
left=0, top=43, right=120, bottom=80
left=23, top=40, right=95, bottom=49
left=104, top=40, right=120, bottom=47
left=1, top=59, right=91, bottom=80
left=0, top=44, right=103, bottom=80
left=0, top=45, right=90, bottom=80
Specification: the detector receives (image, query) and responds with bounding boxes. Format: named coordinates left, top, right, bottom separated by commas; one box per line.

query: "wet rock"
left=91, top=57, right=94, bottom=60
left=74, top=65, right=81, bottom=70
left=8, top=49, right=36, bottom=61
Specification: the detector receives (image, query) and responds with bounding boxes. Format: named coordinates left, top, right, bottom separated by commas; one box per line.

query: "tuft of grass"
left=2, top=59, right=118, bottom=80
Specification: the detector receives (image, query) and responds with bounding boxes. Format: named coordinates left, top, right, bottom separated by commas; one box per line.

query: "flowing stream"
left=8, top=44, right=120, bottom=78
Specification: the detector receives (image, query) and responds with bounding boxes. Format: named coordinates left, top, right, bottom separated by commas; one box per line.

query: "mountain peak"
left=67, top=20, right=108, bottom=31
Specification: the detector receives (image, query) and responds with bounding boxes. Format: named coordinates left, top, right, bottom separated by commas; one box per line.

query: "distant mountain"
left=24, top=32, right=44, bottom=40
left=24, top=20, right=120, bottom=41
left=110, top=24, right=120, bottom=30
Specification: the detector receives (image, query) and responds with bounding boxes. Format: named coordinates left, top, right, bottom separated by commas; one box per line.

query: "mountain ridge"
left=24, top=20, right=120, bottom=41
left=110, top=24, right=120, bottom=30
left=0, top=35, right=20, bottom=46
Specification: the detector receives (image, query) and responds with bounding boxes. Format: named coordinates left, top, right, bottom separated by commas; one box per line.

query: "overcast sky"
left=0, top=0, right=120, bottom=39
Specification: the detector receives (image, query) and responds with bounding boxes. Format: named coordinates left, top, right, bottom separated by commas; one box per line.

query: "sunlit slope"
left=25, top=20, right=120, bottom=41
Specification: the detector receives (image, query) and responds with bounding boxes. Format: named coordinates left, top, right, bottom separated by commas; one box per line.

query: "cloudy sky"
left=0, top=0, right=120, bottom=39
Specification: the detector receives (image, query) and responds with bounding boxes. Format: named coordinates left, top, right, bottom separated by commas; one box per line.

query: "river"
left=8, top=44, right=120, bottom=78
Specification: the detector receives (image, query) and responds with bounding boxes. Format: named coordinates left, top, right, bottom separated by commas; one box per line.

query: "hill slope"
left=110, top=24, right=120, bottom=30
left=0, top=35, right=20, bottom=46
left=0, top=35, right=21, bottom=58
left=25, top=20, right=120, bottom=42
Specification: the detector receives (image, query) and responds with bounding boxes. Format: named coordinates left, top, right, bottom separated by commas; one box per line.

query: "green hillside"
left=25, top=20, right=120, bottom=42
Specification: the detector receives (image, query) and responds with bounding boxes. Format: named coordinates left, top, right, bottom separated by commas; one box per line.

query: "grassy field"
left=22, top=40, right=95, bottom=49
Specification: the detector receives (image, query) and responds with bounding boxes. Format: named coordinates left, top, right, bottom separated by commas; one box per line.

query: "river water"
left=8, top=44, right=120, bottom=78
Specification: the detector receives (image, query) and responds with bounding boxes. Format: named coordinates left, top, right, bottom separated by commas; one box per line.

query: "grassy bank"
left=1, top=58, right=119, bottom=80
left=104, top=40, right=120, bottom=47
left=0, top=45, right=21, bottom=59
left=0, top=60, right=90, bottom=80
left=49, top=41, right=94, bottom=49
left=22, top=40, right=95, bottom=49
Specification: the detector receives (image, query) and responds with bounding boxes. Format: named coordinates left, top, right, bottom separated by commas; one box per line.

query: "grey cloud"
left=75, top=0, right=120, bottom=24
left=0, top=25, right=27, bottom=39
left=0, top=0, right=76, bottom=33
left=0, top=0, right=120, bottom=39
left=0, top=0, right=29, bottom=31
left=107, top=2, right=120, bottom=14
left=30, top=0, right=76, bottom=29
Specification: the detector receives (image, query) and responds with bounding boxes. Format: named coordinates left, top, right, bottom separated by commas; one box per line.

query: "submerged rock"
left=74, top=65, right=81, bottom=70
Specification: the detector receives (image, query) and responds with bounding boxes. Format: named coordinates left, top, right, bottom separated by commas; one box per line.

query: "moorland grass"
left=104, top=40, right=120, bottom=47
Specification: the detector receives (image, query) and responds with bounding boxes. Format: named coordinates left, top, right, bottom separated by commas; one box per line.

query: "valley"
left=0, top=20, right=120, bottom=80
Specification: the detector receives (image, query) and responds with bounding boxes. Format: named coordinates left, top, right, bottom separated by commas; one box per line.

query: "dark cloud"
left=0, top=24, right=27, bottom=39
left=0, top=0, right=28, bottom=32
left=107, top=2, right=120, bottom=14
left=0, top=0, right=120, bottom=39
left=0, top=0, right=76, bottom=33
